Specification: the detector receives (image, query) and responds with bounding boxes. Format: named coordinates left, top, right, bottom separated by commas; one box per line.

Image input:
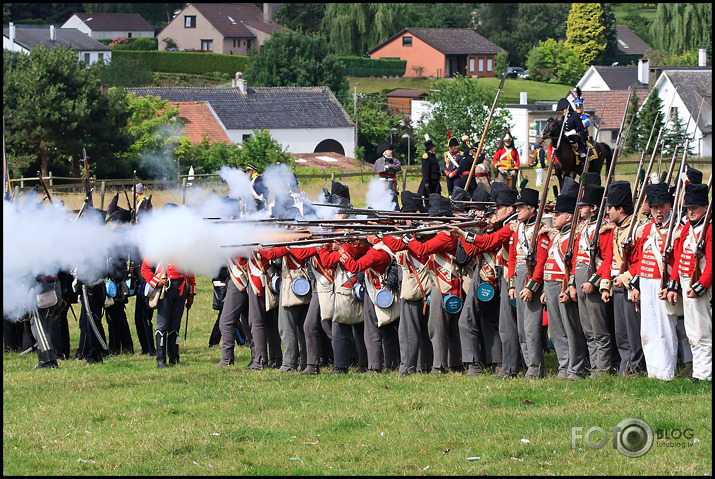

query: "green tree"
left=350, top=95, right=404, bottom=163
left=416, top=74, right=512, bottom=159
left=566, top=3, right=607, bottom=67
left=525, top=39, right=585, bottom=85
left=417, top=3, right=477, bottom=29
left=649, top=4, right=712, bottom=56
left=321, top=4, right=415, bottom=57
left=175, top=136, right=242, bottom=176
left=626, top=89, right=663, bottom=156
left=95, top=54, right=153, bottom=88
left=662, top=108, right=690, bottom=157
left=274, top=3, right=327, bottom=33
left=3, top=45, right=132, bottom=179
left=235, top=130, right=295, bottom=172
left=599, top=4, right=619, bottom=66
left=622, top=8, right=653, bottom=47
left=245, top=30, right=348, bottom=95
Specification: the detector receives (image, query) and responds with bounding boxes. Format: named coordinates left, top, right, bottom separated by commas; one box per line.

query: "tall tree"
left=3, top=45, right=132, bottom=179
left=321, top=4, right=415, bottom=57
left=245, top=30, right=348, bottom=95
left=417, top=74, right=513, bottom=158
left=274, top=3, right=326, bottom=33
left=649, top=4, right=712, bottom=56
left=525, top=38, right=585, bottom=85
left=566, top=3, right=607, bottom=67
left=417, top=3, right=478, bottom=29
left=599, top=3, right=619, bottom=66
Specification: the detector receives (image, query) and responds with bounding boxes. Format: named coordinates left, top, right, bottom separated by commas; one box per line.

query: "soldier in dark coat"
left=418, top=138, right=442, bottom=208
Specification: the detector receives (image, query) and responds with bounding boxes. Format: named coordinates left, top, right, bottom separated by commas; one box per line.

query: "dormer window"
left=185, top=16, right=196, bottom=28
left=402, top=36, right=412, bottom=47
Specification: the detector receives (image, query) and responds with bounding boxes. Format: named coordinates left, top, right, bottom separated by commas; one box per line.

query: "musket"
left=589, top=87, right=634, bottom=275
left=82, top=148, right=94, bottom=208
left=632, top=105, right=662, bottom=203
left=689, top=191, right=712, bottom=286
left=123, top=187, right=132, bottom=210
left=661, top=145, right=693, bottom=290
left=184, top=302, right=190, bottom=343
left=561, top=106, right=606, bottom=294
left=37, top=170, right=53, bottom=205
left=524, top=96, right=568, bottom=283
left=464, top=63, right=509, bottom=189
left=132, top=170, right=137, bottom=224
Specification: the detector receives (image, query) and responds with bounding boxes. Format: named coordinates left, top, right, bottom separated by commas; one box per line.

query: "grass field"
left=4, top=164, right=713, bottom=475
left=3, top=273, right=712, bottom=476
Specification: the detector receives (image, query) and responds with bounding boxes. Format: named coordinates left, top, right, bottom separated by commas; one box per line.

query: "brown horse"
left=540, top=117, right=612, bottom=187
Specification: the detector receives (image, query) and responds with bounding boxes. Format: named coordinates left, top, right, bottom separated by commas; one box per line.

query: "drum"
left=352, top=282, right=365, bottom=301
left=375, top=289, right=394, bottom=308
left=442, top=293, right=463, bottom=314
left=105, top=279, right=117, bottom=298
left=291, top=277, right=311, bottom=296
left=476, top=282, right=495, bottom=302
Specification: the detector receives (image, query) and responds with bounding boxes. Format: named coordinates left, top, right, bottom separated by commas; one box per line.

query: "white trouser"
left=680, top=277, right=712, bottom=381
left=535, top=168, right=544, bottom=187
left=639, top=277, right=678, bottom=380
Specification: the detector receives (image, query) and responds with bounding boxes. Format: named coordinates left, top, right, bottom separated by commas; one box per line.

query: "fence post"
left=360, top=169, right=364, bottom=183
left=331, top=171, right=335, bottom=184
left=48, top=171, right=53, bottom=186
left=182, top=177, right=187, bottom=204
left=100, top=180, right=106, bottom=209
left=402, top=168, right=407, bottom=191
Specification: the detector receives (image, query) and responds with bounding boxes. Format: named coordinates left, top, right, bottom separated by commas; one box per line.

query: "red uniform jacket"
left=141, top=260, right=196, bottom=296
left=669, top=221, right=712, bottom=291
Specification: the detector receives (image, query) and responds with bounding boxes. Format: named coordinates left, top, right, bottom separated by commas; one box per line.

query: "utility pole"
left=354, top=83, right=359, bottom=159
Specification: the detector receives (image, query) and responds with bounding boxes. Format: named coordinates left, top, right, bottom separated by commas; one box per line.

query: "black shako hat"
left=331, top=180, right=351, bottom=202
left=554, top=194, right=577, bottom=213
left=471, top=185, right=491, bottom=211
left=490, top=181, right=517, bottom=207
left=400, top=190, right=426, bottom=213
left=606, top=180, right=633, bottom=209
left=451, top=186, right=471, bottom=211
left=513, top=187, right=539, bottom=208
left=686, top=166, right=703, bottom=185
left=644, top=182, right=671, bottom=207
left=561, top=176, right=580, bottom=197
left=585, top=172, right=601, bottom=186
left=682, top=183, right=709, bottom=207
left=577, top=183, right=605, bottom=206
left=428, top=193, right=453, bottom=217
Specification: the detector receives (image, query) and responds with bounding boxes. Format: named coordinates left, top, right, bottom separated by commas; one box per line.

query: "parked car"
left=506, top=67, right=525, bottom=79
left=518, top=69, right=530, bottom=79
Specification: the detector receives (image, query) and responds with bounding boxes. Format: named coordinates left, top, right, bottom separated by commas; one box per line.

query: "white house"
left=61, top=13, right=154, bottom=40
left=127, top=77, right=356, bottom=158
left=3, top=23, right=111, bottom=65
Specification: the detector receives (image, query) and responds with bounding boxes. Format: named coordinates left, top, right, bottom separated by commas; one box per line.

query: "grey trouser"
left=218, top=281, right=249, bottom=362
left=515, top=264, right=544, bottom=377
left=303, top=276, right=332, bottom=366
left=399, top=298, right=431, bottom=375
left=247, top=286, right=268, bottom=365
left=31, top=303, right=58, bottom=366
left=459, top=277, right=501, bottom=366
left=155, top=280, right=186, bottom=332
left=544, top=280, right=590, bottom=377
left=498, top=268, right=522, bottom=375
left=613, top=285, right=645, bottom=374
left=278, top=301, right=309, bottom=370
left=363, top=293, right=400, bottom=371
left=676, top=316, right=693, bottom=363
left=428, top=285, right=462, bottom=370
left=575, top=264, right=613, bottom=373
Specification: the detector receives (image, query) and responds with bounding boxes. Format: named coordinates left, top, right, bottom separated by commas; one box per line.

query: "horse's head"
left=541, top=117, right=558, bottom=141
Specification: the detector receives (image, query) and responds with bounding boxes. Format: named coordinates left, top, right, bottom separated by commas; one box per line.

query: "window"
left=233, top=39, right=236, bottom=47
left=469, top=58, right=474, bottom=72
left=98, top=53, right=103, bottom=62
left=487, top=58, right=493, bottom=72
left=478, top=58, right=484, bottom=72
left=242, top=134, right=251, bottom=143
left=201, top=39, right=213, bottom=52
left=670, top=107, right=678, bottom=120
left=128, top=32, right=132, bottom=38
left=402, top=36, right=412, bottom=47
left=84, top=53, right=91, bottom=64
left=185, top=16, right=196, bottom=28
left=246, top=39, right=251, bottom=50
left=533, top=120, right=549, bottom=137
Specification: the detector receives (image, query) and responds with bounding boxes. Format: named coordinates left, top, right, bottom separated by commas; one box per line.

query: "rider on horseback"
left=557, top=97, right=587, bottom=165
left=574, top=96, right=598, bottom=162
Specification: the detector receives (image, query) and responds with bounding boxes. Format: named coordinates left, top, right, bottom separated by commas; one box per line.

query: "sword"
left=81, top=284, right=108, bottom=351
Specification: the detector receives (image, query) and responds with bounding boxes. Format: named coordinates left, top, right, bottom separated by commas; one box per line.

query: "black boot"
left=167, top=330, right=185, bottom=366
left=155, top=330, right=167, bottom=369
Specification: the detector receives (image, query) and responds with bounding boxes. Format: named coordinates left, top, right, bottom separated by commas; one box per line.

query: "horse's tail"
left=602, top=143, right=613, bottom=174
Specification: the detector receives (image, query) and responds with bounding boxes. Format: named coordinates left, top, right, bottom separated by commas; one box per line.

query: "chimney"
left=263, top=3, right=272, bottom=23
left=50, top=25, right=56, bottom=41
left=699, top=48, right=707, bottom=66
left=520, top=92, right=527, bottom=105
left=232, top=72, right=247, bottom=94
left=9, top=22, right=15, bottom=46
left=637, top=58, right=649, bottom=84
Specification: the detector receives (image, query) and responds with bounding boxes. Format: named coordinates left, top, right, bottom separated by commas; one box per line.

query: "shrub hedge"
left=337, top=56, right=407, bottom=77
left=111, top=50, right=250, bottom=75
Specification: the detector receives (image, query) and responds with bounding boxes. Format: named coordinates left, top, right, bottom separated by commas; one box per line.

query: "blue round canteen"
left=442, top=293, right=463, bottom=314
left=375, top=289, right=394, bottom=308
left=126, top=279, right=134, bottom=296
left=352, top=283, right=365, bottom=301
left=105, top=280, right=117, bottom=298
left=291, top=277, right=311, bottom=296
left=270, top=275, right=281, bottom=293
left=477, top=282, right=495, bottom=302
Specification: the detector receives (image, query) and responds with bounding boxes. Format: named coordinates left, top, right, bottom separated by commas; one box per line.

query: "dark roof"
left=386, top=89, right=427, bottom=98
left=190, top=3, right=284, bottom=38
left=3, top=25, right=111, bottom=52
left=664, top=70, right=712, bottom=135
left=71, top=13, right=154, bottom=32
left=593, top=65, right=711, bottom=91
left=368, top=28, right=504, bottom=56
left=125, top=86, right=353, bottom=130
left=615, top=25, right=650, bottom=56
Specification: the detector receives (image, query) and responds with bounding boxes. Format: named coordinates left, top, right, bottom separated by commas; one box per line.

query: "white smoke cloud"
left=365, top=178, right=396, bottom=211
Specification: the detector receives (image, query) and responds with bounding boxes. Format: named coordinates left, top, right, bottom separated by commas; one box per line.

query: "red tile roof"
left=170, top=102, right=231, bottom=145
left=581, top=90, right=645, bottom=131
